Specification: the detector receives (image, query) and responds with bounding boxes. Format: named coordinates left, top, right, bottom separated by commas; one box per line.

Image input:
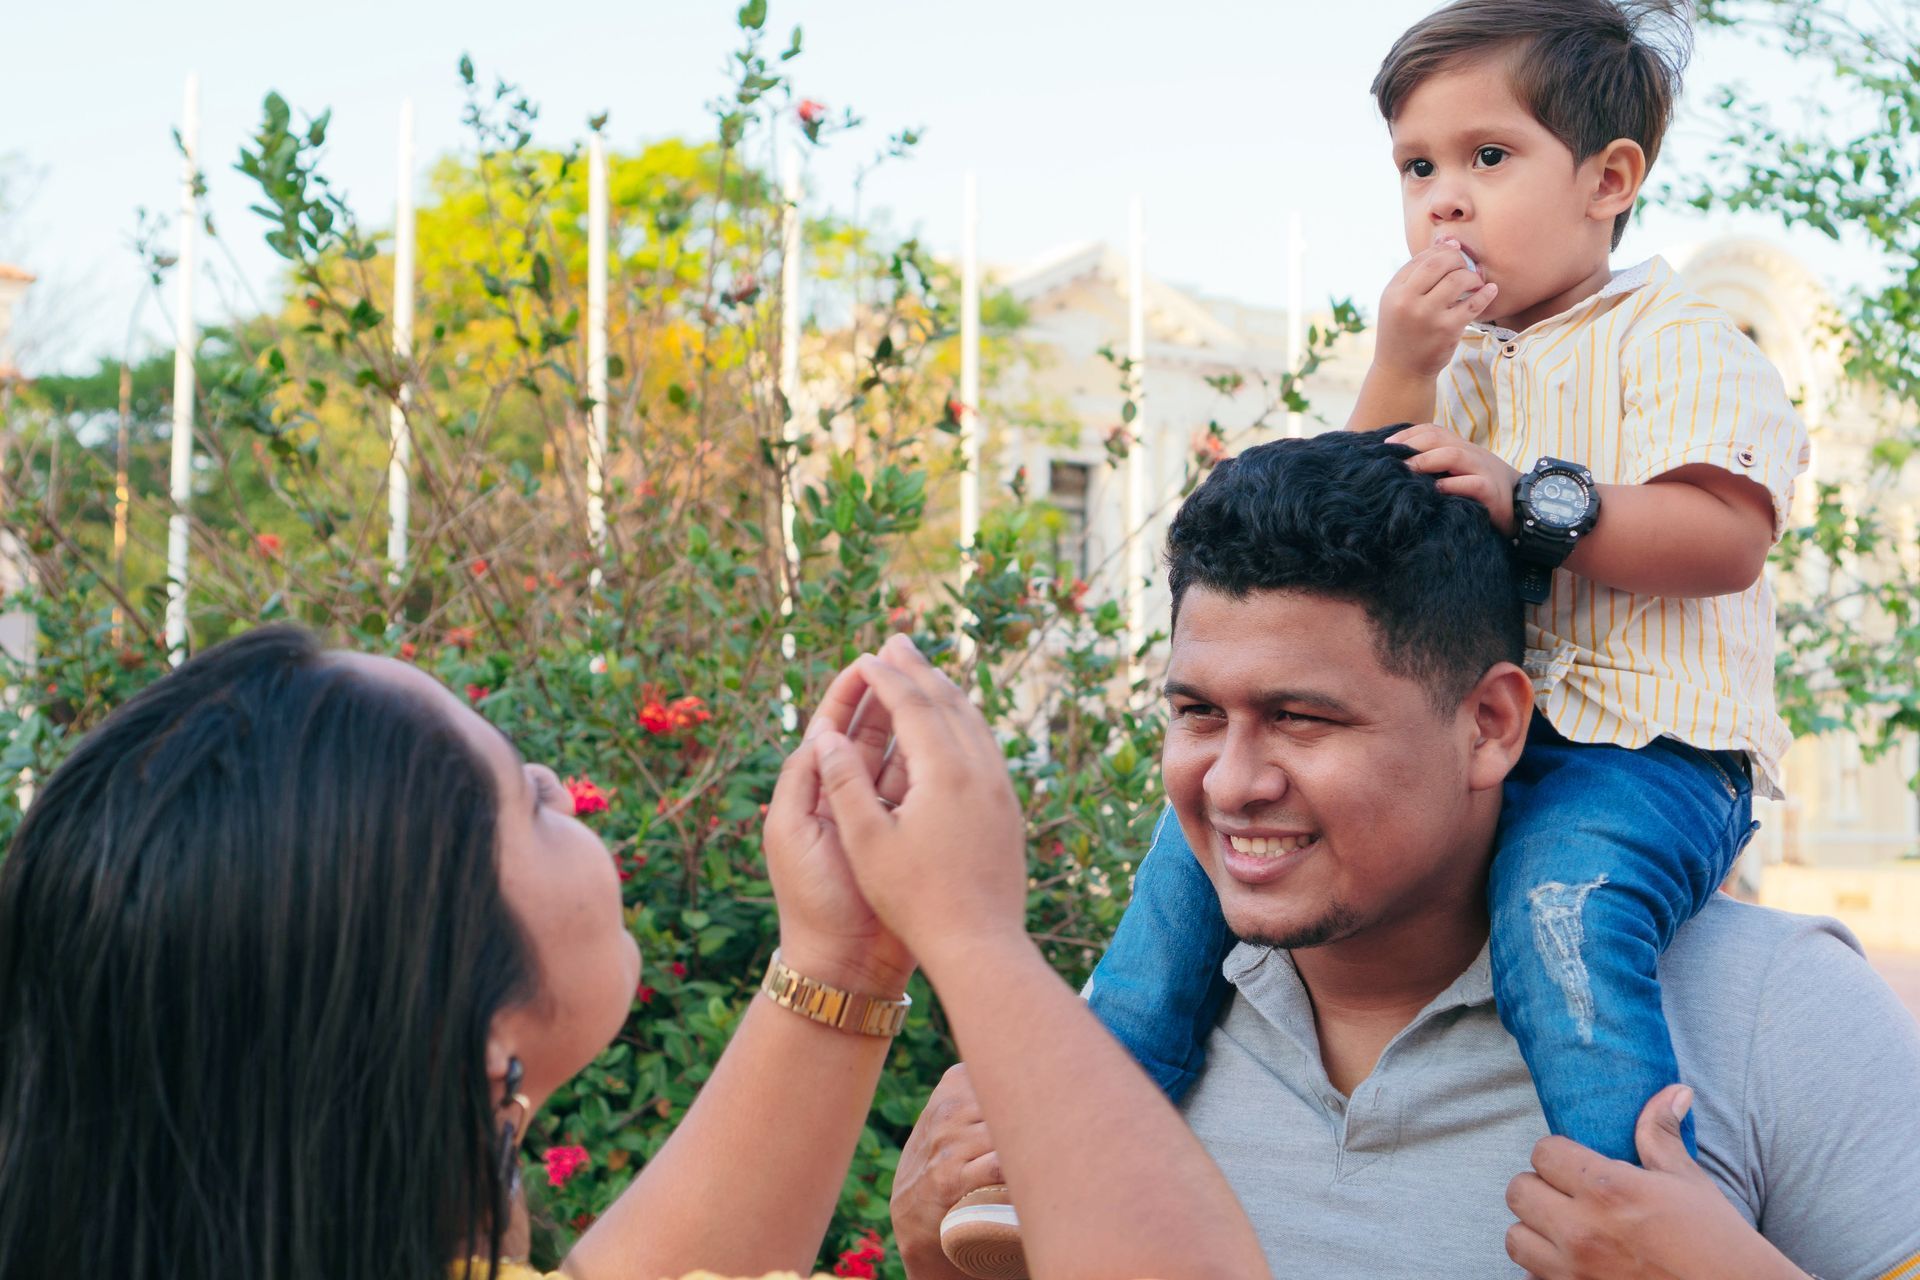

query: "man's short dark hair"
left=1165, top=427, right=1524, bottom=711
left=1372, top=0, right=1693, bottom=249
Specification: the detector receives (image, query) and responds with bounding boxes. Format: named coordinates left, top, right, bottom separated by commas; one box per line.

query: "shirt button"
left=1736, top=445, right=1758, bottom=467
left=1501, top=342, right=1519, bottom=358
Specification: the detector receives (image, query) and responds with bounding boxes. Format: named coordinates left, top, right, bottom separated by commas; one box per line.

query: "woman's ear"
left=1464, top=662, right=1535, bottom=793
left=1589, top=138, right=1648, bottom=223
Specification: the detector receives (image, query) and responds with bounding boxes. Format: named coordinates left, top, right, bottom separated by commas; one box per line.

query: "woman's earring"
left=496, top=1056, right=530, bottom=1197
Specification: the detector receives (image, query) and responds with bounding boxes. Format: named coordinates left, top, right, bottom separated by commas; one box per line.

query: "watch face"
left=1531, top=472, right=1590, bottom=528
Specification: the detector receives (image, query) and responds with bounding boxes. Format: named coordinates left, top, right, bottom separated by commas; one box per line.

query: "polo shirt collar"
left=1224, top=937, right=1497, bottom=1052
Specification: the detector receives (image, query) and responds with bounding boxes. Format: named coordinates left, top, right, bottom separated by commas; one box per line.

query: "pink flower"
left=564, top=776, right=610, bottom=816
left=670, top=961, right=688, bottom=979
left=399, top=642, right=417, bottom=660
left=254, top=533, right=283, bottom=557
left=796, top=98, right=827, bottom=125
left=544, top=1145, right=590, bottom=1188
left=636, top=983, right=657, bottom=1005
left=465, top=684, right=490, bottom=704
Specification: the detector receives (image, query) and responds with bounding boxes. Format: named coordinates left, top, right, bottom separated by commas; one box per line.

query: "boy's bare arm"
left=1386, top=425, right=1775, bottom=598
left=1347, top=363, right=1440, bottom=431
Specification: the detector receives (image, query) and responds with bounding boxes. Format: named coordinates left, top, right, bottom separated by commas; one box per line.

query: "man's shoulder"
left=1660, top=895, right=1875, bottom=1030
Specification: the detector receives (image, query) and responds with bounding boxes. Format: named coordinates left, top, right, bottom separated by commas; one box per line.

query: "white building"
left=990, top=236, right=1919, bottom=947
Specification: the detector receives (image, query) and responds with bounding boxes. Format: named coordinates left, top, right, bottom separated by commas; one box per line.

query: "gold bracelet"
left=760, top=948, right=911, bottom=1037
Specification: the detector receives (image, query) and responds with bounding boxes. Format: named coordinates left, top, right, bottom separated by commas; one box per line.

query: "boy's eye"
left=1403, top=158, right=1435, bottom=178
left=1474, top=146, right=1508, bottom=168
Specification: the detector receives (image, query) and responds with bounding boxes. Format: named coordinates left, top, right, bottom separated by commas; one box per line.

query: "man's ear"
left=1588, top=138, right=1647, bottom=225
left=1463, top=662, right=1534, bottom=793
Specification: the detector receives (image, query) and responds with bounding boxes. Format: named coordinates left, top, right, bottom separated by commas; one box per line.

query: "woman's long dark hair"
left=0, top=625, right=535, bottom=1279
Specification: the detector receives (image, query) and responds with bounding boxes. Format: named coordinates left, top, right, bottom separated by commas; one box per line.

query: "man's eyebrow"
left=1162, top=680, right=1359, bottom=718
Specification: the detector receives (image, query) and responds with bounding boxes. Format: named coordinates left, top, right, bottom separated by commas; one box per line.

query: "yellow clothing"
left=1437, top=255, right=1809, bottom=797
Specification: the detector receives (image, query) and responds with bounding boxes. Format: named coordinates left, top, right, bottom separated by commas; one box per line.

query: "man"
left=891, top=429, right=1920, bottom=1279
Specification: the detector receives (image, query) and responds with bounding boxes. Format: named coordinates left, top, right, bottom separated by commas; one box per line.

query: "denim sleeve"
left=1085, top=803, right=1236, bottom=1102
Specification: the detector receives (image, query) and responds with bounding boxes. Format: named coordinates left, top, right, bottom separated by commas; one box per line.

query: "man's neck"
left=1487, top=254, right=1615, bottom=334
left=1288, top=888, right=1490, bottom=1096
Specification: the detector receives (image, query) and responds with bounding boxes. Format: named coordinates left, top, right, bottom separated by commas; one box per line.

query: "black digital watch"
left=1510, top=457, right=1600, bottom=605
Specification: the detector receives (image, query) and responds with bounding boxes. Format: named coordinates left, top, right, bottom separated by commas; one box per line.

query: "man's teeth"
left=1226, top=834, right=1316, bottom=856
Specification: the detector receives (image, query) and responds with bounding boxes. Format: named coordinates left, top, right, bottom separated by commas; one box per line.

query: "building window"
left=1049, top=460, right=1091, bottom=580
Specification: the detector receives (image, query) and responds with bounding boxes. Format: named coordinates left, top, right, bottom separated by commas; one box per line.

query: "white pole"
left=1286, top=211, right=1304, bottom=438
left=778, top=146, right=803, bottom=728
left=1125, top=195, right=1147, bottom=672
left=388, top=99, right=415, bottom=579
left=165, top=73, right=200, bottom=664
left=959, top=172, right=981, bottom=646
left=587, top=132, right=610, bottom=590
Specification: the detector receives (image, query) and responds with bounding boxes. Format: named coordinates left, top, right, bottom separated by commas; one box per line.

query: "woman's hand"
left=1505, top=1086, right=1809, bottom=1280
left=812, top=634, right=1029, bottom=978
left=761, top=659, right=915, bottom=997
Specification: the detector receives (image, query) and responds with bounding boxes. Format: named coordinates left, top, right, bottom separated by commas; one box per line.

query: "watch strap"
left=760, top=948, right=911, bottom=1037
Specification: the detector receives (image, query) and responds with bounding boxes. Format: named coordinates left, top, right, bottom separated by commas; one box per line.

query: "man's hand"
left=1375, top=236, right=1498, bottom=381
left=1388, top=423, right=1521, bottom=535
left=1505, top=1086, right=1809, bottom=1280
left=891, top=1064, right=1005, bottom=1280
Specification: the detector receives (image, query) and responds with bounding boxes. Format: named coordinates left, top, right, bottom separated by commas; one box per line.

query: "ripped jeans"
left=1085, top=713, right=1754, bottom=1164
left=1490, top=714, right=1753, bottom=1161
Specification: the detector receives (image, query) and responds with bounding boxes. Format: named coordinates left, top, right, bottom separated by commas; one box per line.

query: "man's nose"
left=1203, top=733, right=1288, bottom=814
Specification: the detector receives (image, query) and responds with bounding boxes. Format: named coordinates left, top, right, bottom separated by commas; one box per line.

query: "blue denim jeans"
left=1087, top=714, right=1755, bottom=1162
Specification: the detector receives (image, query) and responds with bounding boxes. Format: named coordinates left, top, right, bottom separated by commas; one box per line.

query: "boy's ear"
left=1588, top=138, right=1648, bottom=223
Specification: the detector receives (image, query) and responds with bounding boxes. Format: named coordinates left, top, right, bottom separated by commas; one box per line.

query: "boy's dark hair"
left=1166, top=427, right=1523, bottom=712
left=1373, top=0, right=1693, bottom=249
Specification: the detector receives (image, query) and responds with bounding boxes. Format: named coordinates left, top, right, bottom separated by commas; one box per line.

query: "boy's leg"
left=1086, top=804, right=1237, bottom=1102
left=1489, top=718, right=1755, bottom=1163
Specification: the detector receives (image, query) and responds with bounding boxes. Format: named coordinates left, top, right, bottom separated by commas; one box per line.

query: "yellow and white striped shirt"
left=1437, top=256, right=1809, bottom=799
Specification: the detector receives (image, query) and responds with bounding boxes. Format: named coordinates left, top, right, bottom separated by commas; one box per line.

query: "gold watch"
left=760, top=948, right=911, bottom=1037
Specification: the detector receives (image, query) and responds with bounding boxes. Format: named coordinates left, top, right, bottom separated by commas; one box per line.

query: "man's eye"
left=1275, top=710, right=1325, bottom=725
left=1475, top=146, right=1508, bottom=168
left=1174, top=702, right=1218, bottom=719
left=1403, top=158, right=1435, bottom=178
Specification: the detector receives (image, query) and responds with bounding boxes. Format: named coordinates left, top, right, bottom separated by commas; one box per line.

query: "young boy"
left=1086, top=0, right=1809, bottom=1168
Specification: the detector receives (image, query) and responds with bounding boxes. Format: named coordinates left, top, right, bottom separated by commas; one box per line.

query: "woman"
left=0, top=625, right=1267, bottom=1280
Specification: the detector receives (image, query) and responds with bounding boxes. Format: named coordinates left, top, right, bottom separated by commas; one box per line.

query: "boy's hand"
left=1505, top=1087, right=1810, bottom=1280
left=1389, top=423, right=1520, bottom=535
left=1375, top=236, right=1498, bottom=380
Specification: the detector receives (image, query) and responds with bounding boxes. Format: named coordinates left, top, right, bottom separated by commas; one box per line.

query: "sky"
left=0, top=0, right=1878, bottom=375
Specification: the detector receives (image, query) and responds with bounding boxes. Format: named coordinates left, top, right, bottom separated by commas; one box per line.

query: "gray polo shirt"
left=1180, top=897, right=1920, bottom=1278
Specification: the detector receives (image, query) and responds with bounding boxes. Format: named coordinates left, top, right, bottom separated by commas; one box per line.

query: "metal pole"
left=1125, top=195, right=1147, bottom=672
left=165, top=73, right=200, bottom=664
left=959, top=172, right=981, bottom=652
left=777, top=146, right=803, bottom=728
left=587, top=132, right=609, bottom=590
left=1286, top=211, right=1304, bottom=438
left=388, top=99, right=416, bottom=580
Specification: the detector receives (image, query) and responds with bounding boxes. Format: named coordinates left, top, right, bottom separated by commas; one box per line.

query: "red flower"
left=796, top=98, right=827, bottom=124
left=399, top=641, right=417, bottom=660
left=670, top=961, right=688, bottom=979
left=833, top=1229, right=887, bottom=1278
left=945, top=397, right=968, bottom=423
left=639, top=688, right=711, bottom=736
left=639, top=697, right=675, bottom=735
left=465, top=684, right=490, bottom=705
left=1056, top=578, right=1091, bottom=616
left=254, top=532, right=283, bottom=557
left=724, top=273, right=761, bottom=306
left=469, top=558, right=489, bottom=578
left=636, top=983, right=657, bottom=1005
left=889, top=605, right=914, bottom=633
left=543, top=1145, right=590, bottom=1188
left=1193, top=430, right=1228, bottom=464
left=523, top=574, right=539, bottom=592
left=445, top=626, right=478, bottom=651
left=564, top=776, right=610, bottom=816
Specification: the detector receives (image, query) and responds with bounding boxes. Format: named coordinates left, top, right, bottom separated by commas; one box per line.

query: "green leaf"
left=737, top=0, right=767, bottom=29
